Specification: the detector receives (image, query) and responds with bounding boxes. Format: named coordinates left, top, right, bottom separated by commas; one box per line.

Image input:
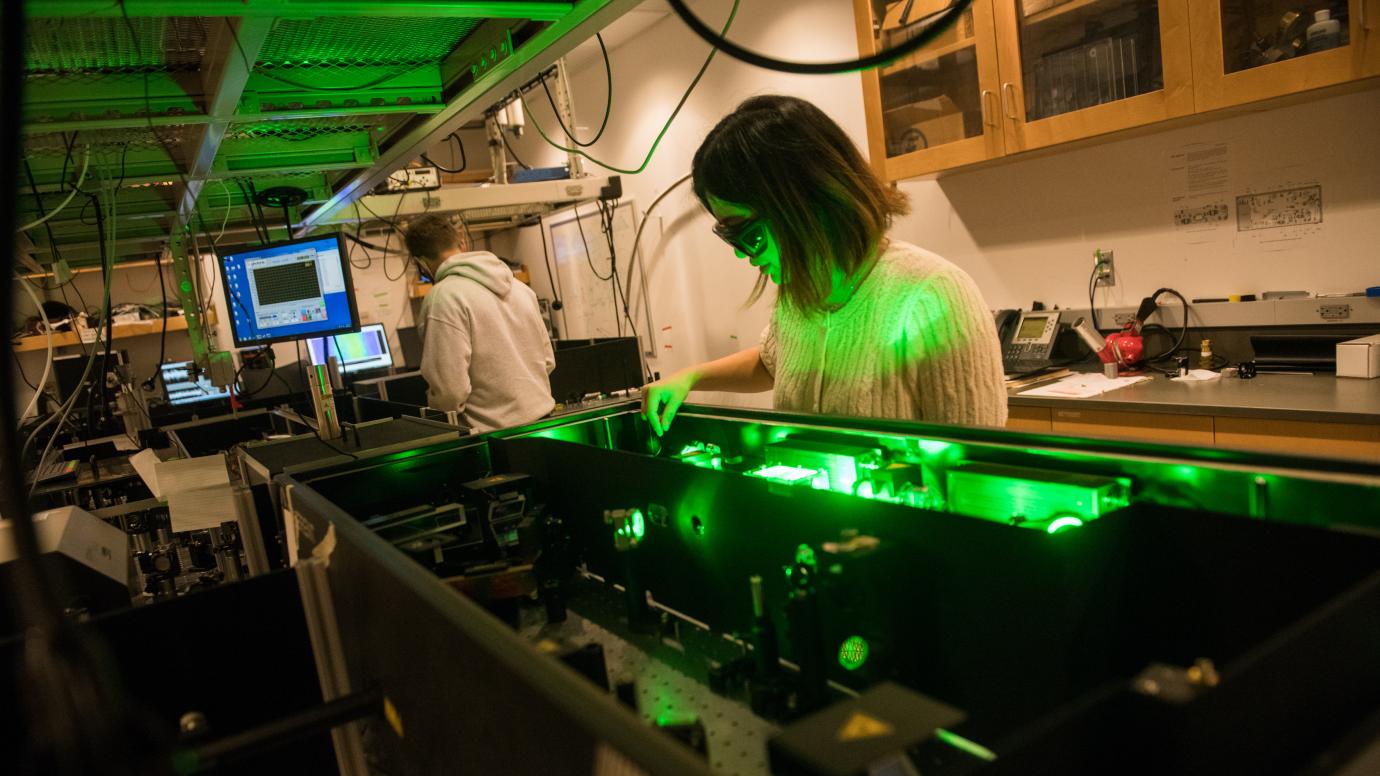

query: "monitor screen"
left=306, top=322, right=394, bottom=374
left=160, top=361, right=231, bottom=406
left=218, top=234, right=360, bottom=346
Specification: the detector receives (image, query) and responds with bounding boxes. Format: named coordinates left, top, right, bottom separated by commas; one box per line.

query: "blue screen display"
left=219, top=235, right=359, bottom=346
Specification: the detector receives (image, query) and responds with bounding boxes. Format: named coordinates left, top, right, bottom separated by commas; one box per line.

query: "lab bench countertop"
left=1008, top=373, right=1380, bottom=425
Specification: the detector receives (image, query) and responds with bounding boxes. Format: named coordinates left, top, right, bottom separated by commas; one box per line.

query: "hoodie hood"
left=432, top=250, right=513, bottom=297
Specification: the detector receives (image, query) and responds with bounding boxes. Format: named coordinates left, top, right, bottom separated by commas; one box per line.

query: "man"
left=404, top=214, right=555, bottom=433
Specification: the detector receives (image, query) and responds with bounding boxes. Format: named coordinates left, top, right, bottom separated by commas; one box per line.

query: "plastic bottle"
left=1307, top=9, right=1342, bottom=53
left=1199, top=339, right=1214, bottom=370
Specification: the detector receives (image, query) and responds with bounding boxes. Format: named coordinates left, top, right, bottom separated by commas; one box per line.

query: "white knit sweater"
left=759, top=241, right=1008, bottom=427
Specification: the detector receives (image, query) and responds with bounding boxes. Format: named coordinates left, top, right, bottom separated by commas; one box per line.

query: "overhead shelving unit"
left=16, top=0, right=640, bottom=269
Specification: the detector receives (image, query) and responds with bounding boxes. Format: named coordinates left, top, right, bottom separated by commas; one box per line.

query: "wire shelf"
left=25, top=16, right=209, bottom=79
left=224, top=113, right=407, bottom=146
left=24, top=125, right=199, bottom=158
left=255, top=16, right=482, bottom=71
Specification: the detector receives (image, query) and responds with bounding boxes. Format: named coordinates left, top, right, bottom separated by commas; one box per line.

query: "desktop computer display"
left=160, top=361, right=231, bottom=407
left=306, top=322, right=394, bottom=375
left=218, top=234, right=360, bottom=346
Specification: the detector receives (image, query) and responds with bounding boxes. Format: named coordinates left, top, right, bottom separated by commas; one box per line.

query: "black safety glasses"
left=711, top=217, right=769, bottom=259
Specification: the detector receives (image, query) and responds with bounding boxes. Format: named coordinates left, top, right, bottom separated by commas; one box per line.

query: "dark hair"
left=403, top=213, right=463, bottom=261
left=692, top=94, right=908, bottom=312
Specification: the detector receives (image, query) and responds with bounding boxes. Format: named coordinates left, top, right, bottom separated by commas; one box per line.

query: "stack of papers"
left=1018, top=372, right=1151, bottom=399
left=130, top=450, right=239, bottom=533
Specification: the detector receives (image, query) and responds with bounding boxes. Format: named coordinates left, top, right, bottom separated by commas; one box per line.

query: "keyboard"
left=30, top=458, right=78, bottom=485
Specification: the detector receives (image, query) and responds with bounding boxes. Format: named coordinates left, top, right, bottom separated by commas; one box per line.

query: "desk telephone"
left=995, top=309, right=1071, bottom=375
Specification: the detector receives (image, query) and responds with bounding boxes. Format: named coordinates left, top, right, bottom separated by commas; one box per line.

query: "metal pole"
left=553, top=58, right=585, bottom=178
left=186, top=687, right=382, bottom=772
left=486, top=113, right=508, bottom=185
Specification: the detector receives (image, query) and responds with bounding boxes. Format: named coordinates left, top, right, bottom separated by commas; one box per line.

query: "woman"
left=642, top=95, right=1006, bottom=434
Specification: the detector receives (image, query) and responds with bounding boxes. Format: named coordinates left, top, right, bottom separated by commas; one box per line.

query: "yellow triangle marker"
left=837, top=711, right=894, bottom=742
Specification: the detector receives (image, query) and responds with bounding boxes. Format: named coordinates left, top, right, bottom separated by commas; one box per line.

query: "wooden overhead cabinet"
left=856, top=0, right=1379, bottom=178
left=992, top=0, right=1195, bottom=152
left=854, top=0, right=1008, bottom=178
left=1191, top=0, right=1380, bottom=111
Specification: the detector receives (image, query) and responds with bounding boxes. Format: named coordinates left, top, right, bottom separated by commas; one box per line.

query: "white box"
left=1337, top=334, right=1380, bottom=378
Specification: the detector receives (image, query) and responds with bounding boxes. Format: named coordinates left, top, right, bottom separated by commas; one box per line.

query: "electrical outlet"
left=1094, top=250, right=1115, bottom=287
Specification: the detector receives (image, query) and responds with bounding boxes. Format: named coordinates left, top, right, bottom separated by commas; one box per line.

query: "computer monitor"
left=53, top=350, right=128, bottom=405
left=306, top=322, right=394, bottom=375
left=160, top=361, right=231, bottom=407
left=218, top=233, right=360, bottom=347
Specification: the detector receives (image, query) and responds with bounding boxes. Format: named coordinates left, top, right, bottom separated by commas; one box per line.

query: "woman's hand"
left=641, top=369, right=700, bottom=436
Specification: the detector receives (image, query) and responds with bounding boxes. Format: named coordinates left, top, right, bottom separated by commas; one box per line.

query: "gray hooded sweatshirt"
left=417, top=250, right=554, bottom=433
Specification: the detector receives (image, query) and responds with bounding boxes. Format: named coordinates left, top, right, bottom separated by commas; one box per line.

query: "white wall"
left=894, top=88, right=1380, bottom=313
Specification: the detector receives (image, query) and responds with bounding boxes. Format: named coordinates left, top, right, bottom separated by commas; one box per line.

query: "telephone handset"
left=995, top=309, right=1065, bottom=375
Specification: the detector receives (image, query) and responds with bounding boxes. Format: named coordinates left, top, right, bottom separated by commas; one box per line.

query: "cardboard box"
left=1021, top=0, right=1057, bottom=16
left=882, top=0, right=973, bottom=52
left=1337, top=334, right=1380, bottom=379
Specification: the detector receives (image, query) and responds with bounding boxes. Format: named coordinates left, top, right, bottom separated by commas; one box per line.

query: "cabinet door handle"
left=980, top=89, right=995, bottom=126
left=1000, top=82, right=1018, bottom=120
left=1361, top=1, right=1370, bottom=33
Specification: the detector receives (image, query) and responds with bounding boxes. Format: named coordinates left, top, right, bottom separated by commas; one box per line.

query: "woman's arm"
left=641, top=345, right=772, bottom=435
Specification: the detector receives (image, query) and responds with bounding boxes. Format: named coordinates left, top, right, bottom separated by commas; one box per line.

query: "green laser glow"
left=747, top=464, right=820, bottom=485
left=1046, top=516, right=1084, bottom=534
left=838, top=635, right=869, bottom=671
left=615, top=509, right=645, bottom=542
left=917, top=440, right=955, bottom=456
left=934, top=728, right=997, bottom=762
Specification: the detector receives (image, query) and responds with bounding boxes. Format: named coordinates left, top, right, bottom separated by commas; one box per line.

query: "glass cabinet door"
left=1191, top=0, right=1377, bottom=111
left=855, top=0, right=1005, bottom=179
left=993, top=0, right=1194, bottom=152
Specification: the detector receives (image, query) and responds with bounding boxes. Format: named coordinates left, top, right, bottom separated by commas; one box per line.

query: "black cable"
left=381, top=191, right=410, bottom=282
left=1140, top=289, right=1190, bottom=363
left=342, top=231, right=402, bottom=254
left=420, top=132, right=467, bottom=174
left=598, top=200, right=637, bottom=340
left=519, top=1, right=738, bottom=176
left=21, top=158, right=79, bottom=292
left=540, top=33, right=612, bottom=147
left=233, top=178, right=267, bottom=243
left=498, top=128, right=532, bottom=171
left=58, top=131, right=76, bottom=191
left=144, top=250, right=169, bottom=390
left=666, top=0, right=972, bottom=75
left=604, top=208, right=646, bottom=383
left=1087, top=258, right=1110, bottom=333
left=532, top=220, right=563, bottom=315
left=235, top=348, right=278, bottom=400
left=12, top=347, right=38, bottom=390
left=573, top=205, right=611, bottom=281
left=89, top=194, right=115, bottom=430
left=246, top=180, right=276, bottom=242
left=255, top=63, right=421, bottom=92
left=623, top=173, right=690, bottom=354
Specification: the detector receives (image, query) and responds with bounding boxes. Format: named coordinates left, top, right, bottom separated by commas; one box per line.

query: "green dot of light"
left=1046, top=516, right=1085, bottom=534
left=180, top=280, right=192, bottom=292
left=838, top=635, right=869, bottom=671
left=612, top=509, right=645, bottom=543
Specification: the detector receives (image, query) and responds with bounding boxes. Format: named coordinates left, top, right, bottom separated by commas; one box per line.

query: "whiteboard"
left=547, top=201, right=643, bottom=344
